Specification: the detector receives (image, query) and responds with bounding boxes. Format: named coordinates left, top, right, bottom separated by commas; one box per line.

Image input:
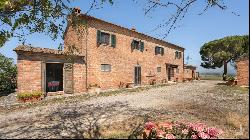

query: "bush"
left=88, top=83, right=100, bottom=89
left=118, top=82, right=125, bottom=88
left=142, top=121, right=223, bottom=139
left=17, top=91, right=43, bottom=102
left=226, top=76, right=235, bottom=81
left=0, top=53, right=17, bottom=94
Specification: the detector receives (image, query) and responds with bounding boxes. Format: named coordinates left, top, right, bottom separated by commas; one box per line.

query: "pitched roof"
left=79, top=14, right=185, bottom=50
left=184, top=64, right=197, bottom=69
left=14, top=45, right=84, bottom=56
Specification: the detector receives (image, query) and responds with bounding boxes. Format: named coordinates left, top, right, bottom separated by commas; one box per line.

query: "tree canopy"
left=0, top=53, right=17, bottom=94
left=200, top=35, right=249, bottom=75
left=0, top=0, right=114, bottom=47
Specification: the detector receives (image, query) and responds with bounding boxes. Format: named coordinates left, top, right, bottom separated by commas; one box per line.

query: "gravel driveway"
left=0, top=80, right=248, bottom=139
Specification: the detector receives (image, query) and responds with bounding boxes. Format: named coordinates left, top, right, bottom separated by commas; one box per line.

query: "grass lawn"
left=200, top=75, right=222, bottom=80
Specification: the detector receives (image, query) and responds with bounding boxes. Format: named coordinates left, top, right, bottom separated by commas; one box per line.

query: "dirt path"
left=0, top=80, right=248, bottom=139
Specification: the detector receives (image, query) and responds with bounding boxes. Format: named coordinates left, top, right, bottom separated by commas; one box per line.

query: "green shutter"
left=175, top=51, right=178, bottom=59
left=111, top=34, right=116, bottom=48
left=131, top=40, right=135, bottom=51
left=161, top=48, right=164, bottom=56
left=97, top=30, right=101, bottom=45
left=81, top=19, right=87, bottom=25
left=140, top=41, right=144, bottom=52
left=155, top=46, right=158, bottom=55
left=178, top=52, right=182, bottom=59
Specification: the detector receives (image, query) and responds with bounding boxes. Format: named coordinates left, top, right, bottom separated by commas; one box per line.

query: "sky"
left=0, top=0, right=249, bottom=74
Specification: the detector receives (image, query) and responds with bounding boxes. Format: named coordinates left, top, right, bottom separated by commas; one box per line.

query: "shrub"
left=118, top=82, right=125, bottom=88
left=227, top=76, right=235, bottom=81
left=142, top=121, right=223, bottom=139
left=149, top=79, right=156, bottom=85
left=17, top=91, right=43, bottom=101
left=0, top=53, right=17, bottom=94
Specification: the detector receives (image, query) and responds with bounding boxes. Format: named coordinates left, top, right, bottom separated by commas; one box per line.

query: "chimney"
left=74, top=7, right=81, bottom=14
left=131, top=27, right=136, bottom=32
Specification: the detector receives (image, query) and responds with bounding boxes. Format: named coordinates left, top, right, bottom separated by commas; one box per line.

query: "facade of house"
left=236, top=56, right=249, bottom=87
left=14, top=11, right=185, bottom=94
left=183, top=65, right=197, bottom=81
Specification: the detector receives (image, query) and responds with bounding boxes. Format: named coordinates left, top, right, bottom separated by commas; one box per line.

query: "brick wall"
left=17, top=55, right=42, bottom=93
left=64, top=15, right=185, bottom=90
left=184, top=69, right=197, bottom=80
left=16, top=52, right=86, bottom=93
left=236, top=58, right=249, bottom=86
left=184, top=68, right=194, bottom=79
left=73, top=58, right=86, bottom=93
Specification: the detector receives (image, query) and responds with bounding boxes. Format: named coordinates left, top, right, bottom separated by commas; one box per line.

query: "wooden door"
left=134, top=66, right=141, bottom=86
left=64, top=63, right=74, bottom=94
left=168, top=67, right=171, bottom=81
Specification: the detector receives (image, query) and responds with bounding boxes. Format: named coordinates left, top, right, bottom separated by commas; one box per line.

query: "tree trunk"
left=223, top=61, right=228, bottom=81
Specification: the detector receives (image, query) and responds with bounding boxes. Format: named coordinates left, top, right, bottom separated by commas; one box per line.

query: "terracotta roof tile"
left=14, top=45, right=84, bottom=57
left=79, top=14, right=185, bottom=50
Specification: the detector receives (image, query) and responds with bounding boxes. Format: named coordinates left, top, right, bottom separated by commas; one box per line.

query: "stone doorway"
left=134, top=66, right=141, bottom=86
left=46, top=63, right=64, bottom=92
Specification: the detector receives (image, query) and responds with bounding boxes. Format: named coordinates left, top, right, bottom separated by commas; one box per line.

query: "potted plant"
left=17, top=91, right=43, bottom=103
left=226, top=76, right=235, bottom=85
left=88, top=84, right=101, bottom=94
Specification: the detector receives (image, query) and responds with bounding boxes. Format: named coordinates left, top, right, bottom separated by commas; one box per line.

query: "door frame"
left=134, top=65, right=141, bottom=86
left=167, top=66, right=171, bottom=81
left=42, top=61, right=64, bottom=93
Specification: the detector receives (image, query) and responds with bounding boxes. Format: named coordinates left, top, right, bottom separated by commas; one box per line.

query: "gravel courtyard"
left=0, top=80, right=248, bottom=139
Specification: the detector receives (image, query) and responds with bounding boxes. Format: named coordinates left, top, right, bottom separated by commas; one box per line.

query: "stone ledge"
left=14, top=45, right=85, bottom=57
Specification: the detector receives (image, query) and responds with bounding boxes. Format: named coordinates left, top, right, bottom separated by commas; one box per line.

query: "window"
left=131, top=40, right=144, bottom=52
left=175, top=51, right=182, bottom=59
left=157, top=67, right=161, bottom=72
left=133, top=40, right=140, bottom=50
left=100, top=32, right=110, bottom=45
left=101, top=64, right=111, bottom=72
left=97, top=30, right=116, bottom=47
left=155, top=46, right=164, bottom=55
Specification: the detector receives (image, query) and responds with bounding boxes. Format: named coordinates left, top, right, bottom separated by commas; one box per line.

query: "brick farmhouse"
left=236, top=56, right=249, bottom=87
left=183, top=65, right=199, bottom=81
left=14, top=10, right=186, bottom=94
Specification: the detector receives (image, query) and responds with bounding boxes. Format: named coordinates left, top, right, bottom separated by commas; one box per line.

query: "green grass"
left=217, top=85, right=249, bottom=94
left=200, top=75, right=222, bottom=80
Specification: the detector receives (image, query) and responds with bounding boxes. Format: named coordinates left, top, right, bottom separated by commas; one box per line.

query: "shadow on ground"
left=0, top=101, right=174, bottom=139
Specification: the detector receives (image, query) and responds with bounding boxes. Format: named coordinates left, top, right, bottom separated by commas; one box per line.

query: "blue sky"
left=0, top=0, right=249, bottom=74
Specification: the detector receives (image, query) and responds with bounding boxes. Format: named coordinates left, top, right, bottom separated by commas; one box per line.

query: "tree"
left=200, top=35, right=249, bottom=80
left=0, top=0, right=238, bottom=47
left=0, top=53, right=17, bottom=94
left=0, top=0, right=114, bottom=47
left=143, top=0, right=239, bottom=38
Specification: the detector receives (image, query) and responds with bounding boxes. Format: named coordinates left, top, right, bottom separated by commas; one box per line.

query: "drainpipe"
left=85, top=23, right=88, bottom=92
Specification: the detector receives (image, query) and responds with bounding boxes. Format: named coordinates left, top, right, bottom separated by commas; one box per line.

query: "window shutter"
left=81, top=19, right=87, bottom=25
left=97, top=30, right=101, bottom=45
left=140, top=41, right=144, bottom=52
left=178, top=52, right=181, bottom=59
left=161, top=48, right=164, bottom=56
left=175, top=51, right=178, bottom=59
left=111, top=34, right=116, bottom=48
left=155, top=46, right=158, bottom=55
left=131, top=40, right=135, bottom=51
